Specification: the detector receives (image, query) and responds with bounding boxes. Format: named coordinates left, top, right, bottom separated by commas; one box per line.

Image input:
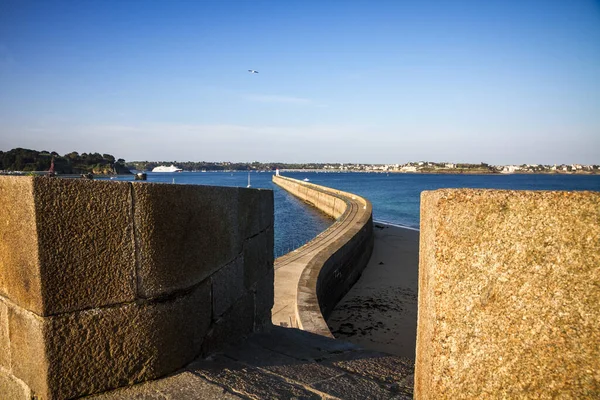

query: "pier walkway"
left=271, top=175, right=373, bottom=336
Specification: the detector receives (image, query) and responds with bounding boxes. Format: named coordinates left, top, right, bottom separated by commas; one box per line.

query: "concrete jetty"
left=271, top=175, right=373, bottom=336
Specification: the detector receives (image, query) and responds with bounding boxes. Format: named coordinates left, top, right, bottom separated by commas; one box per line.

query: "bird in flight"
left=248, top=69, right=259, bottom=74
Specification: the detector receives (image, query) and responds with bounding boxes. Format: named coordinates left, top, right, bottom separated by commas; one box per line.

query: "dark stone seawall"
left=315, top=214, right=374, bottom=320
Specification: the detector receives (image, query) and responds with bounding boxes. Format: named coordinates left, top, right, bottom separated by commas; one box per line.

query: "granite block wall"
left=415, top=189, right=600, bottom=399
left=0, top=176, right=274, bottom=399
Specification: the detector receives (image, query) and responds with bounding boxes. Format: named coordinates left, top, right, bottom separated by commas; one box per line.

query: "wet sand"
left=327, top=223, right=419, bottom=359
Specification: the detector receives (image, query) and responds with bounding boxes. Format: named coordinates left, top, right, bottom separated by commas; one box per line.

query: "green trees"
left=0, top=148, right=130, bottom=174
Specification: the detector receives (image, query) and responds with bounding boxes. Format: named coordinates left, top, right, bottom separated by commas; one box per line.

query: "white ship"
left=152, top=165, right=183, bottom=173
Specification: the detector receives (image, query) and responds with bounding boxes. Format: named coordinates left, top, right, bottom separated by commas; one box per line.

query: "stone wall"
left=415, top=189, right=600, bottom=399
left=0, top=176, right=274, bottom=400
left=272, top=175, right=373, bottom=337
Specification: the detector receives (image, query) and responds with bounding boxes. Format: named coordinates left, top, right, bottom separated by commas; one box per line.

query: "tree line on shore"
left=0, top=149, right=317, bottom=174
left=0, top=148, right=130, bottom=175
left=127, top=161, right=325, bottom=171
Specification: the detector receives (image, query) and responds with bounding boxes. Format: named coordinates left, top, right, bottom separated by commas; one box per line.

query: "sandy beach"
left=327, top=222, right=419, bottom=360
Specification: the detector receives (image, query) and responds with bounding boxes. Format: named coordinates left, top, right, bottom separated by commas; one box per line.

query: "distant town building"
left=501, top=165, right=521, bottom=174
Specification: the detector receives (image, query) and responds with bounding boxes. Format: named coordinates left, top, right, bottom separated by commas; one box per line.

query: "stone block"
left=0, top=367, right=31, bottom=400
left=416, top=189, right=600, bottom=399
left=87, top=371, right=243, bottom=400
left=238, top=188, right=273, bottom=239
left=318, top=192, right=337, bottom=217
left=0, top=177, right=137, bottom=315
left=133, top=183, right=241, bottom=298
left=297, top=185, right=309, bottom=200
left=10, top=281, right=211, bottom=399
left=305, top=189, right=319, bottom=206
left=0, top=299, right=9, bottom=369
left=202, top=291, right=254, bottom=355
left=33, top=178, right=137, bottom=315
left=243, top=226, right=274, bottom=289
left=333, top=198, right=347, bottom=218
left=252, top=269, right=274, bottom=331
left=212, top=256, right=244, bottom=318
left=0, top=177, right=42, bottom=313
left=8, top=306, right=48, bottom=396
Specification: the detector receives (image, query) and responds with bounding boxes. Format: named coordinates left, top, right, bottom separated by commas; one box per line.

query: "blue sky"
left=1, top=0, right=599, bottom=164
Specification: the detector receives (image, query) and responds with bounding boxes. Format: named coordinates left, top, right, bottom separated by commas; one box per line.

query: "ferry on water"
left=152, top=165, right=183, bottom=173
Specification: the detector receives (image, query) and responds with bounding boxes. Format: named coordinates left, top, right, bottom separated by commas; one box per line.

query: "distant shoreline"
left=279, top=169, right=600, bottom=175
left=3, top=169, right=598, bottom=177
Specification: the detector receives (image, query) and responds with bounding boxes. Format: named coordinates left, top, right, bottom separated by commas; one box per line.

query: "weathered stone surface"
left=238, top=187, right=273, bottom=239
left=63, top=326, right=418, bottom=400
left=133, top=183, right=241, bottom=298
left=0, top=177, right=42, bottom=313
left=189, top=356, right=321, bottom=399
left=312, top=372, right=397, bottom=400
left=328, top=351, right=414, bottom=389
left=243, top=226, right=274, bottom=289
left=333, top=197, right=347, bottom=218
left=416, top=190, right=600, bottom=399
left=10, top=281, right=211, bottom=399
left=252, top=269, right=274, bottom=331
left=0, top=367, right=31, bottom=400
left=0, top=176, right=139, bottom=316
left=266, top=357, right=343, bottom=387
left=212, top=256, right=244, bottom=318
left=225, top=341, right=343, bottom=385
left=87, top=371, right=243, bottom=400
left=0, top=299, right=9, bottom=369
left=8, top=306, right=48, bottom=396
left=33, top=178, right=136, bottom=315
left=202, top=292, right=254, bottom=355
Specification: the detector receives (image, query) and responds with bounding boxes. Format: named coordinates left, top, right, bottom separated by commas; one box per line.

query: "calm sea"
left=110, top=171, right=600, bottom=256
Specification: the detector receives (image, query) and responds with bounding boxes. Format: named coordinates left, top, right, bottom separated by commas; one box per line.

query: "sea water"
left=111, top=171, right=600, bottom=256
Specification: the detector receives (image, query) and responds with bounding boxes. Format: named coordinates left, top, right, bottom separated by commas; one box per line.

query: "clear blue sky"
left=1, top=0, right=599, bottom=164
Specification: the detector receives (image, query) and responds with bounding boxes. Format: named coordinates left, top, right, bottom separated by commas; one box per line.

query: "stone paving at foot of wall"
left=89, top=326, right=414, bottom=400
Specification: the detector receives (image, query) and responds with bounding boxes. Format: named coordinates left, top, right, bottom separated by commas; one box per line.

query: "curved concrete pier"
left=272, top=175, right=374, bottom=337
